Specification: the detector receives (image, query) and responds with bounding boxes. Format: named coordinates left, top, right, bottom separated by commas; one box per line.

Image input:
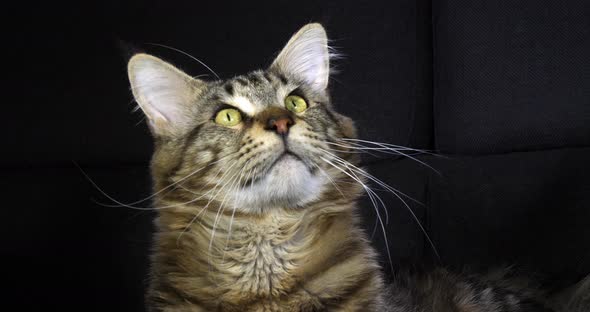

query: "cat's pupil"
left=226, top=112, right=231, bottom=121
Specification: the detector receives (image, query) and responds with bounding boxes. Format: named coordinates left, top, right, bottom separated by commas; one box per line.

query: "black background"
left=3, top=1, right=590, bottom=311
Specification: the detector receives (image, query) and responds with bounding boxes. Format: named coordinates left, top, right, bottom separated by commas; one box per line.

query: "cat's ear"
left=271, top=23, right=330, bottom=91
left=127, top=53, right=203, bottom=136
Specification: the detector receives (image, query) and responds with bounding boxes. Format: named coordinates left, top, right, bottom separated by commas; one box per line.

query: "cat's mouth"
left=271, top=149, right=317, bottom=172
left=271, top=151, right=304, bottom=168
left=245, top=150, right=314, bottom=186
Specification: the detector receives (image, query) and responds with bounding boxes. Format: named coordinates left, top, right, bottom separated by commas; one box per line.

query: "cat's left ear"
left=271, top=23, right=330, bottom=91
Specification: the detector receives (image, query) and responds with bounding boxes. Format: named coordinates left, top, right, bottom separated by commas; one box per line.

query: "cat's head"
left=127, top=24, right=359, bottom=213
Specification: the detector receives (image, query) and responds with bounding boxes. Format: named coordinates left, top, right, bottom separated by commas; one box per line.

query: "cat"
left=126, top=23, right=589, bottom=311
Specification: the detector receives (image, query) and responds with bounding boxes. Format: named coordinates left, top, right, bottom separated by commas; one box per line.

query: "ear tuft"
left=271, top=23, right=330, bottom=91
left=127, top=54, right=201, bottom=136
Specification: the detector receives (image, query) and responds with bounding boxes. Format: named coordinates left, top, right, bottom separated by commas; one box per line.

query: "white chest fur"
left=209, top=212, right=303, bottom=298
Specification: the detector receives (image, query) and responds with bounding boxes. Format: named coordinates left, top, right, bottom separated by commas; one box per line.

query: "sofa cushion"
left=364, top=147, right=590, bottom=285
left=433, top=0, right=590, bottom=154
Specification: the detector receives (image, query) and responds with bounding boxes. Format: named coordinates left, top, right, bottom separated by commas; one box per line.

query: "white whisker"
left=330, top=140, right=442, bottom=175
left=146, top=43, right=221, bottom=79
left=312, top=162, right=346, bottom=199
left=320, top=149, right=441, bottom=261
left=340, top=138, right=442, bottom=156
left=208, top=162, right=249, bottom=257
left=320, top=148, right=423, bottom=206
left=76, top=153, right=237, bottom=210
left=320, top=156, right=394, bottom=273
left=222, top=167, right=254, bottom=263
left=177, top=160, right=242, bottom=243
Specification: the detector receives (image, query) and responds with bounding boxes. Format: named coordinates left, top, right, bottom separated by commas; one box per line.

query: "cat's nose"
left=266, top=115, right=294, bottom=135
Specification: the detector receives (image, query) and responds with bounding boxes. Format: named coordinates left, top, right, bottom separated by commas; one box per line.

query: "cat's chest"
left=213, top=216, right=303, bottom=300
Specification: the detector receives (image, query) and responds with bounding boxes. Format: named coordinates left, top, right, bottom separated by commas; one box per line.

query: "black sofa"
left=4, top=1, right=589, bottom=310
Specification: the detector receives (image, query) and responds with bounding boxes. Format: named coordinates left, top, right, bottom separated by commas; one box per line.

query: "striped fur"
left=385, top=268, right=552, bottom=312
left=126, top=24, right=589, bottom=312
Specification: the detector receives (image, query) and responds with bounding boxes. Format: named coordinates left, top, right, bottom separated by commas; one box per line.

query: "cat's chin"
left=228, top=154, right=326, bottom=213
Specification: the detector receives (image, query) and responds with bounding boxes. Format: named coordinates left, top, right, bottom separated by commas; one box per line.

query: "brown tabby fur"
left=144, top=96, right=385, bottom=310
left=149, top=182, right=384, bottom=311
left=127, top=24, right=589, bottom=312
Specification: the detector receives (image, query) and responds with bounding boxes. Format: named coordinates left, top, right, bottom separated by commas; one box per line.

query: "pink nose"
left=267, top=116, right=293, bottom=135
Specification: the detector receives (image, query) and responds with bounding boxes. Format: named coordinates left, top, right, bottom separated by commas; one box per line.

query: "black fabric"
left=433, top=0, right=590, bottom=154
left=428, top=148, right=590, bottom=281
left=4, top=0, right=430, bottom=167
left=1, top=166, right=152, bottom=310
left=365, top=148, right=590, bottom=285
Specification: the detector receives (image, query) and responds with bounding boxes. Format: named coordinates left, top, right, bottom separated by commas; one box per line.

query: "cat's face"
left=128, top=24, right=358, bottom=213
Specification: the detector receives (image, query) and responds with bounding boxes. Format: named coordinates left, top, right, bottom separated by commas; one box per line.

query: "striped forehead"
left=218, top=71, right=289, bottom=116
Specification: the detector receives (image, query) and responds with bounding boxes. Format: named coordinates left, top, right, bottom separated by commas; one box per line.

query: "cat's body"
left=149, top=194, right=384, bottom=311
left=126, top=24, right=589, bottom=312
left=140, top=65, right=385, bottom=311
left=384, top=268, right=552, bottom=312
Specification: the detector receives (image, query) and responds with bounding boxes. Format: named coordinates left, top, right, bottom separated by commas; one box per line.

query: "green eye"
left=285, top=95, right=308, bottom=113
left=215, top=108, right=242, bottom=126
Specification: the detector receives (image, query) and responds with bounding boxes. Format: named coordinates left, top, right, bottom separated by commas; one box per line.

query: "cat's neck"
left=156, top=200, right=355, bottom=261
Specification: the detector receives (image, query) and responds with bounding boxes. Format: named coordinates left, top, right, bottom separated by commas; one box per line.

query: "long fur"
left=125, top=23, right=590, bottom=312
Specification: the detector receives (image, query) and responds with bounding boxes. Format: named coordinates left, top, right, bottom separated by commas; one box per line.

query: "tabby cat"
left=126, top=24, right=588, bottom=311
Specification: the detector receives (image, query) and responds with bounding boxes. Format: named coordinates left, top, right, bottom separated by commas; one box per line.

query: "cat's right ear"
left=127, top=54, right=203, bottom=137
left=270, top=23, right=330, bottom=92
